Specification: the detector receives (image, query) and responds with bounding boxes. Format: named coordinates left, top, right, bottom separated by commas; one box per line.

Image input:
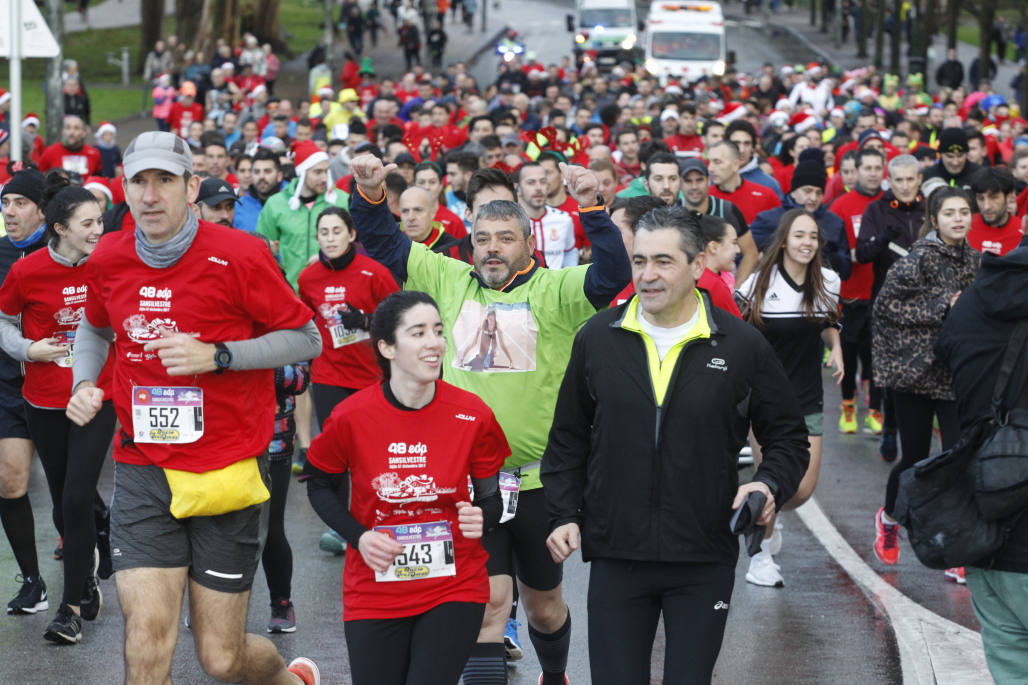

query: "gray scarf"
left=135, top=210, right=199, bottom=269
left=48, top=239, right=90, bottom=267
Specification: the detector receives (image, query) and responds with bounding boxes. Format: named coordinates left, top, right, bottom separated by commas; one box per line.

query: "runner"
left=305, top=290, right=509, bottom=685
left=0, top=169, right=49, bottom=616
left=65, top=131, right=322, bottom=685
left=516, top=162, right=577, bottom=269
left=542, top=205, right=809, bottom=684
left=737, top=208, right=843, bottom=587
left=695, top=214, right=743, bottom=317
left=870, top=187, right=981, bottom=584
left=0, top=176, right=115, bottom=644
left=347, top=152, right=630, bottom=685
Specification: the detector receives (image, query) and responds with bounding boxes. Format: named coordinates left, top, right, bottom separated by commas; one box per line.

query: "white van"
left=643, top=1, right=727, bottom=85
left=566, top=0, right=642, bottom=70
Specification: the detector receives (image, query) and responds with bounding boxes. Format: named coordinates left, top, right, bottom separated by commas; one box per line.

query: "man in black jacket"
left=935, top=48, right=965, bottom=89
left=542, top=206, right=809, bottom=685
left=922, top=127, right=981, bottom=193
left=935, top=237, right=1028, bottom=684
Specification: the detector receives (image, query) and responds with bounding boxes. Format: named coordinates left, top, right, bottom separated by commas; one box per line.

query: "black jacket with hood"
left=541, top=292, right=810, bottom=565
left=855, top=190, right=925, bottom=299
left=936, top=236, right=1028, bottom=572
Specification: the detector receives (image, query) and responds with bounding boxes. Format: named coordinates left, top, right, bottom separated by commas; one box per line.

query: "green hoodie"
left=256, top=179, right=350, bottom=291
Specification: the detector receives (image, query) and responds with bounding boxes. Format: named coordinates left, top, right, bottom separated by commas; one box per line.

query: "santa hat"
left=21, top=113, right=40, bottom=129
left=289, top=140, right=335, bottom=210
left=790, top=111, right=819, bottom=134
left=84, top=176, right=113, bottom=203
left=717, top=102, right=746, bottom=125
left=829, top=107, right=845, bottom=120
left=774, top=98, right=792, bottom=111
left=0, top=89, right=9, bottom=107
left=97, top=121, right=116, bottom=138
left=0, top=130, right=9, bottom=146
left=768, top=111, right=790, bottom=129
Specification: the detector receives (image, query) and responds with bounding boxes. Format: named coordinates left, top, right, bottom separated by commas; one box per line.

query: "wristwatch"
left=213, top=343, right=232, bottom=374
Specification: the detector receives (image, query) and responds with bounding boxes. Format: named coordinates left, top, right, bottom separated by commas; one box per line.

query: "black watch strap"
left=214, top=343, right=232, bottom=374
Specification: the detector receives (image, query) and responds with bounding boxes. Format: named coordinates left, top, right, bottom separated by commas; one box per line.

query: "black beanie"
left=791, top=158, right=827, bottom=192
left=0, top=169, right=45, bottom=207
left=938, top=127, right=968, bottom=154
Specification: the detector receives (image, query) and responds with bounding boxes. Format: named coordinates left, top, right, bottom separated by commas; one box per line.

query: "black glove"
left=338, top=308, right=371, bottom=331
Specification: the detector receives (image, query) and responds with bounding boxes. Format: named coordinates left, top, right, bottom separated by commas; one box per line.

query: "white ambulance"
left=643, top=2, right=727, bottom=85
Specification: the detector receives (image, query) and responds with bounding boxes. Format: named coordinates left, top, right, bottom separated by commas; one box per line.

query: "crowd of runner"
left=1, top=9, right=1028, bottom=683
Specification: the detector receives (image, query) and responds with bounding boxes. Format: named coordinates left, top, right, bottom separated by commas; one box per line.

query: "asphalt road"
left=0, top=5, right=992, bottom=683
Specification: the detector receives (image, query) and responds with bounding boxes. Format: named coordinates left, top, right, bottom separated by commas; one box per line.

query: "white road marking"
left=796, top=498, right=991, bottom=684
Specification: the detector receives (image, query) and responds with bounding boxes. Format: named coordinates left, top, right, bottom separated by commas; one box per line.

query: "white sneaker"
left=745, top=549, right=784, bottom=588
left=767, top=522, right=783, bottom=556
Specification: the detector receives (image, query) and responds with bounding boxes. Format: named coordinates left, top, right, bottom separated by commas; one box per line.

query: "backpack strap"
left=991, top=320, right=1028, bottom=417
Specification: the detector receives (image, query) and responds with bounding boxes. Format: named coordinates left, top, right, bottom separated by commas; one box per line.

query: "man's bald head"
left=399, top=186, right=436, bottom=242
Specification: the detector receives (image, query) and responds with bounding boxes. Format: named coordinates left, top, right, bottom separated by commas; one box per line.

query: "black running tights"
left=345, top=601, right=485, bottom=685
left=261, top=458, right=293, bottom=601
left=587, top=558, right=736, bottom=685
left=884, top=391, right=962, bottom=517
left=24, top=401, right=115, bottom=606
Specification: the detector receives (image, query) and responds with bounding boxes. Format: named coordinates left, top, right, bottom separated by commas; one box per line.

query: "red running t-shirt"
left=710, top=179, right=781, bottom=224
left=829, top=189, right=881, bottom=300
left=297, top=253, right=398, bottom=390
left=0, top=248, right=113, bottom=408
left=435, top=204, right=467, bottom=240
left=37, top=143, right=102, bottom=176
left=968, top=214, right=1023, bottom=256
left=83, top=221, right=314, bottom=471
left=308, top=381, right=510, bottom=621
left=697, top=269, right=742, bottom=318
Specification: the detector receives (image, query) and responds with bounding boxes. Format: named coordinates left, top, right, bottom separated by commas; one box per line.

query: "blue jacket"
left=749, top=194, right=852, bottom=281
left=233, top=192, right=264, bottom=234
left=740, top=157, right=784, bottom=200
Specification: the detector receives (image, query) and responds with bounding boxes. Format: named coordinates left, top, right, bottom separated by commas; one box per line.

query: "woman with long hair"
left=870, top=187, right=981, bottom=584
left=696, top=214, right=742, bottom=317
left=736, top=208, right=843, bottom=587
left=305, top=291, right=509, bottom=684
left=0, top=174, right=115, bottom=643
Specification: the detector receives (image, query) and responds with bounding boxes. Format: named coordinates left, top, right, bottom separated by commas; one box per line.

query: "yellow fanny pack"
left=164, top=457, right=270, bottom=519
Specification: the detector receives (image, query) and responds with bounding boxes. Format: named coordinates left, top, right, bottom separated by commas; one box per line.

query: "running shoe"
left=7, top=575, right=48, bottom=615
left=80, top=575, right=102, bottom=622
left=44, top=604, right=82, bottom=645
left=767, top=521, right=783, bottom=556
left=537, top=675, right=569, bottom=685
left=879, top=432, right=899, bottom=463
left=318, top=529, right=347, bottom=556
left=745, top=549, right=784, bottom=587
left=504, top=617, right=524, bottom=661
left=291, top=448, right=308, bottom=476
left=288, top=656, right=321, bottom=685
left=945, top=567, right=966, bottom=584
left=838, top=400, right=857, bottom=433
left=873, top=507, right=900, bottom=565
left=53, top=536, right=63, bottom=561
left=864, top=409, right=884, bottom=435
left=268, top=599, right=297, bottom=633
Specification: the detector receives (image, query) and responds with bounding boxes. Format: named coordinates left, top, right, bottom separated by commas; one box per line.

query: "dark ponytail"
left=42, top=170, right=100, bottom=245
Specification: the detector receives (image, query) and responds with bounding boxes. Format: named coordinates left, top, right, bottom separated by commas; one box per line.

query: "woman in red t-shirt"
left=0, top=178, right=115, bottom=644
left=696, top=215, right=743, bottom=318
left=305, top=291, right=509, bottom=685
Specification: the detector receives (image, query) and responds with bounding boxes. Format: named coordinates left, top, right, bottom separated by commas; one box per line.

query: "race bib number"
left=499, top=472, right=520, bottom=523
left=851, top=215, right=863, bottom=238
left=131, top=386, right=204, bottom=444
left=374, top=521, right=456, bottom=582
left=329, top=324, right=369, bottom=349
left=54, top=330, right=75, bottom=368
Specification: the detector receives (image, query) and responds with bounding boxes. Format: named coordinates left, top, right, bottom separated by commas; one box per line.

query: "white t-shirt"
left=529, top=207, right=578, bottom=269
left=637, top=298, right=701, bottom=361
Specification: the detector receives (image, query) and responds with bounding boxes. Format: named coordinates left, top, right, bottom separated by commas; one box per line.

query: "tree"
left=945, top=0, right=959, bottom=50
left=141, top=0, right=165, bottom=76
left=963, top=0, right=998, bottom=87
left=253, top=0, right=286, bottom=51
left=890, top=0, right=902, bottom=74
left=874, top=0, right=886, bottom=69
left=856, top=0, right=869, bottom=59
left=43, top=0, right=64, bottom=145
left=176, top=0, right=205, bottom=53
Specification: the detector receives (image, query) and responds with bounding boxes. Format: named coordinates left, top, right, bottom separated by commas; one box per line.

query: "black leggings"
left=345, top=601, right=485, bottom=685
left=587, top=558, right=735, bottom=685
left=261, top=458, right=293, bottom=600
left=884, top=390, right=962, bottom=517
left=312, top=383, right=356, bottom=431
left=24, top=401, right=116, bottom=607
left=840, top=300, right=879, bottom=407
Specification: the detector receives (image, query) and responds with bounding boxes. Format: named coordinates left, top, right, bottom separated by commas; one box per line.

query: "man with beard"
left=194, top=177, right=238, bottom=227
left=968, top=167, right=1023, bottom=256
left=37, top=115, right=102, bottom=176
left=518, top=162, right=577, bottom=268
left=235, top=148, right=284, bottom=234
left=345, top=152, right=629, bottom=685
left=643, top=152, right=682, bottom=206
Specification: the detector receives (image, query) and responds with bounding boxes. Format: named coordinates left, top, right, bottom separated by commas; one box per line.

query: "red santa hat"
left=289, top=140, right=335, bottom=210
left=83, top=176, right=114, bottom=203
left=96, top=121, right=117, bottom=138
left=21, top=113, right=40, bottom=129
left=717, top=101, right=747, bottom=125
left=0, top=89, right=9, bottom=107
left=790, top=111, right=819, bottom=134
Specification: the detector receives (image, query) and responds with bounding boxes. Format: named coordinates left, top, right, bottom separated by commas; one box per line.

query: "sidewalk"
left=759, top=7, right=1019, bottom=100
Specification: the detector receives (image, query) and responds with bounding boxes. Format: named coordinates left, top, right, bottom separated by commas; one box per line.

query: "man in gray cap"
left=0, top=169, right=49, bottom=616
left=65, top=131, right=323, bottom=685
left=679, top=158, right=759, bottom=283
left=195, top=177, right=238, bottom=227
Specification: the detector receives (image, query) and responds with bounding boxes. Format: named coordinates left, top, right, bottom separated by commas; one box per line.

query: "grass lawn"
left=280, top=0, right=327, bottom=58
